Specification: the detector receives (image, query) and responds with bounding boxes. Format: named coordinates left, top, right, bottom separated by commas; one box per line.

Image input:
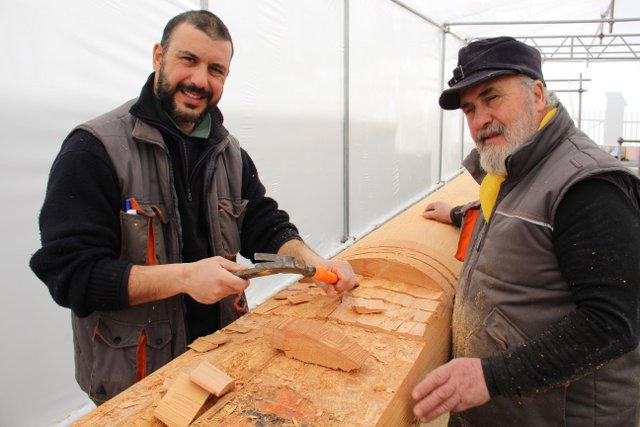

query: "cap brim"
left=439, top=69, right=518, bottom=110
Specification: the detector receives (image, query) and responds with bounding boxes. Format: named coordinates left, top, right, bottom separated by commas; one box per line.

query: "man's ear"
left=152, top=43, right=163, bottom=72
left=533, top=80, right=546, bottom=111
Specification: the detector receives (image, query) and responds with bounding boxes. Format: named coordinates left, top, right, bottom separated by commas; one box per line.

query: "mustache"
left=177, top=82, right=212, bottom=99
left=476, top=124, right=506, bottom=144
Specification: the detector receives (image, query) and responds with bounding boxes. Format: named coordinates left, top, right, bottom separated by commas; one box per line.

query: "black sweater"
left=30, top=75, right=300, bottom=341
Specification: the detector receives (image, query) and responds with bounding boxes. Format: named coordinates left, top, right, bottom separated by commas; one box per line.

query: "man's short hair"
left=161, top=10, right=233, bottom=54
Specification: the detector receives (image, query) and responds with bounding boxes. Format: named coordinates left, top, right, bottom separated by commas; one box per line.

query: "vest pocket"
left=119, top=202, right=168, bottom=265
left=217, top=198, right=248, bottom=256
left=89, top=316, right=172, bottom=402
left=484, top=306, right=529, bottom=350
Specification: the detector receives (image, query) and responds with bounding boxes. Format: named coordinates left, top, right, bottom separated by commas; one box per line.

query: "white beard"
left=476, top=96, right=539, bottom=176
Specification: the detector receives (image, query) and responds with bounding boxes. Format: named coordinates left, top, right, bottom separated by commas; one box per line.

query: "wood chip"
left=352, top=297, right=386, bottom=314
left=287, top=293, right=314, bottom=305
left=225, top=323, right=252, bottom=334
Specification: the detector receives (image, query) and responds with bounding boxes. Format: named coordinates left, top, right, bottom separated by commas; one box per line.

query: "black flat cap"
left=439, top=36, right=545, bottom=110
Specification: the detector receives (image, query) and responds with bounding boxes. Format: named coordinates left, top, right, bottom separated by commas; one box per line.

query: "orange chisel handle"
left=313, top=266, right=338, bottom=284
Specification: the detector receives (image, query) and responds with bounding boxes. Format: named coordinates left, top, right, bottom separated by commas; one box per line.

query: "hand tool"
left=232, top=253, right=339, bottom=315
left=234, top=253, right=339, bottom=283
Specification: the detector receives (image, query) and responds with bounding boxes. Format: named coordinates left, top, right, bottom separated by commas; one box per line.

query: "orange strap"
left=455, top=207, right=479, bottom=262
left=145, top=219, right=158, bottom=266
left=127, top=198, right=160, bottom=266
left=135, top=329, right=147, bottom=382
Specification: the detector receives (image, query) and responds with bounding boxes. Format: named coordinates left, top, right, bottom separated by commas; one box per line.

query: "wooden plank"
left=73, top=172, right=479, bottom=426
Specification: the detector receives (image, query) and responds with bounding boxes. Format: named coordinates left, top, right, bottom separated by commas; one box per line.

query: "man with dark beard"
left=414, top=37, right=640, bottom=426
left=30, top=10, right=357, bottom=405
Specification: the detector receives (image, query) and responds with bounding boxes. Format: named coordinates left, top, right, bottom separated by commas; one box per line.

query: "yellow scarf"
left=479, top=108, right=557, bottom=222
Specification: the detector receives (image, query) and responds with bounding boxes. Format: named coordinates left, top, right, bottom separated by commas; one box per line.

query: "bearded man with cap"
left=412, top=36, right=640, bottom=426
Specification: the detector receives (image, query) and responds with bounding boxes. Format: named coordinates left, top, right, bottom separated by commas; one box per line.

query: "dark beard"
left=156, top=66, right=213, bottom=126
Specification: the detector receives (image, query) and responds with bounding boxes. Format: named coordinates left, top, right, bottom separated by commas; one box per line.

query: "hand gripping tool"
left=232, top=253, right=339, bottom=314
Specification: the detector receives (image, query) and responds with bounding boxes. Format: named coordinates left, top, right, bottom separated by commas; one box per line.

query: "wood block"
left=264, top=318, right=369, bottom=371
left=189, top=360, right=235, bottom=397
left=153, top=372, right=210, bottom=427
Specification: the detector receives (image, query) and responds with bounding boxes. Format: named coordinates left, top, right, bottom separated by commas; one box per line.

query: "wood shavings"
left=118, top=397, right=145, bottom=409
left=352, top=297, right=386, bottom=314
left=287, top=293, right=313, bottom=305
left=225, top=323, right=252, bottom=333
left=188, top=333, right=231, bottom=353
left=368, top=352, right=385, bottom=364
left=188, top=339, right=218, bottom=353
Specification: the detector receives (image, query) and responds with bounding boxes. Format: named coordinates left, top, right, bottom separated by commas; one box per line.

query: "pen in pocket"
left=125, top=198, right=138, bottom=215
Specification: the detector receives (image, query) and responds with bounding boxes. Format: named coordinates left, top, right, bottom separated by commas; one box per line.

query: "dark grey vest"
left=452, top=106, right=640, bottom=426
left=70, top=99, right=246, bottom=403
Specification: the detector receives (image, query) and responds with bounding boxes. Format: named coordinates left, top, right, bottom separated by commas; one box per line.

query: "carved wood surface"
left=73, top=172, right=479, bottom=426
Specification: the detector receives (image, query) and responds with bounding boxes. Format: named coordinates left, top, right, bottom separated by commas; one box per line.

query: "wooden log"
left=72, top=172, right=479, bottom=426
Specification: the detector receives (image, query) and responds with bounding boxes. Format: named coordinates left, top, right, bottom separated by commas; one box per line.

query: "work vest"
left=451, top=105, right=640, bottom=426
left=69, top=99, right=247, bottom=404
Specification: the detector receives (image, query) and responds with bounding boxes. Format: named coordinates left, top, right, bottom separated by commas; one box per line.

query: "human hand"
left=314, top=259, right=359, bottom=296
left=422, top=201, right=453, bottom=224
left=181, top=256, right=249, bottom=304
left=412, top=358, right=489, bottom=423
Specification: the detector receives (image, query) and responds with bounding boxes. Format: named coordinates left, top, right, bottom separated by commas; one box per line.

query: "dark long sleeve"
left=482, top=178, right=640, bottom=397
left=29, top=130, right=131, bottom=317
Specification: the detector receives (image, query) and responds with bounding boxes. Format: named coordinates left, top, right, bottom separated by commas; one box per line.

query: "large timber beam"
left=73, top=172, right=479, bottom=427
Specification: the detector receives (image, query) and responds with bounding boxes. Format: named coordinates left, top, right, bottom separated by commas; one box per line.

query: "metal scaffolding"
left=391, top=0, right=640, bottom=180
left=511, top=33, right=640, bottom=62
left=445, top=17, right=640, bottom=62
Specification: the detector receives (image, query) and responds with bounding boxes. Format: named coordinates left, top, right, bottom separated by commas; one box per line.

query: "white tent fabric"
left=1, top=0, right=638, bottom=425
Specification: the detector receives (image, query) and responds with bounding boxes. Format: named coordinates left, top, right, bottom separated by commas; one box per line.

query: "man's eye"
left=182, top=56, right=195, bottom=63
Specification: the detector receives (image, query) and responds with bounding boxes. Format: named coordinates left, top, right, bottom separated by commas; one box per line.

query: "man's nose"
left=189, top=65, right=209, bottom=89
left=470, top=107, right=492, bottom=130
